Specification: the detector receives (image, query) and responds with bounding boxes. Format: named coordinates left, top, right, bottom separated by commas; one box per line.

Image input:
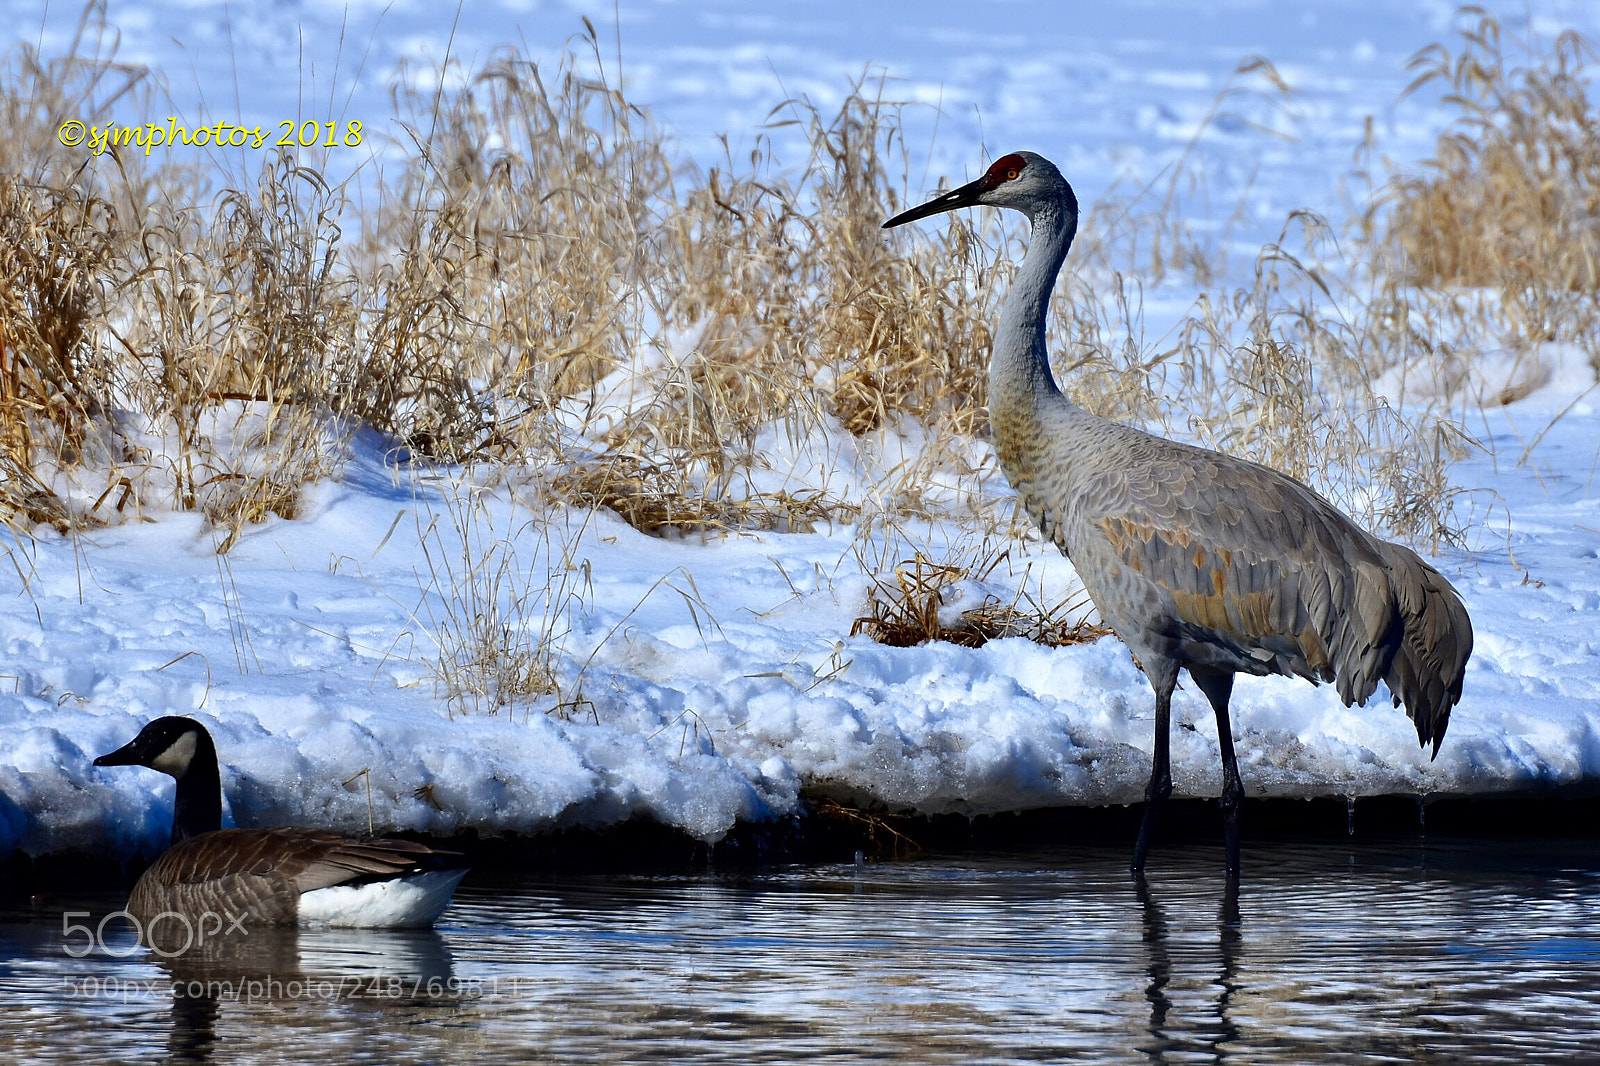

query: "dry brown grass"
left=800, top=87, right=998, bottom=438
left=409, top=472, right=589, bottom=718
left=126, top=155, right=358, bottom=547
left=1367, top=8, right=1600, bottom=369
left=552, top=452, right=839, bottom=537
left=0, top=10, right=358, bottom=539
left=852, top=550, right=1112, bottom=650
left=0, top=174, right=118, bottom=529
left=342, top=38, right=673, bottom=459
left=1378, top=12, right=1600, bottom=292
left=7, top=5, right=1596, bottom=676
left=812, top=797, right=923, bottom=859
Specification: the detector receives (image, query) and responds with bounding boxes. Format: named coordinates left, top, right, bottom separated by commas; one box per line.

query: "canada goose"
left=95, top=716, right=467, bottom=931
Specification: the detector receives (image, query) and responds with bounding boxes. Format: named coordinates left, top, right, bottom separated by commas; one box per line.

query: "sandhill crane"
left=882, top=152, right=1472, bottom=878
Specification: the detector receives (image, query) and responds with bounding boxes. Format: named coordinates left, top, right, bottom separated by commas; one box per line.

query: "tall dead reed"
left=344, top=38, right=673, bottom=460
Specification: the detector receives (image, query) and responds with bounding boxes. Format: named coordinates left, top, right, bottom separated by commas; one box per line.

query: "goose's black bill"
left=94, top=741, right=142, bottom=767
left=882, top=174, right=989, bottom=228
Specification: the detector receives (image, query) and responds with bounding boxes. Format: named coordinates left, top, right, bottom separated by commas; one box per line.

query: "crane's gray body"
left=885, top=151, right=1472, bottom=873
left=998, top=393, right=1469, bottom=749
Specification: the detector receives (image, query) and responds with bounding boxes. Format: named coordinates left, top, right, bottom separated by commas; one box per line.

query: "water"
left=5, top=837, right=1600, bottom=1064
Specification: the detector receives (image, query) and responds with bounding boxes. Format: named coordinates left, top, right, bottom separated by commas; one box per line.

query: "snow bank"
left=3, top=373, right=1598, bottom=863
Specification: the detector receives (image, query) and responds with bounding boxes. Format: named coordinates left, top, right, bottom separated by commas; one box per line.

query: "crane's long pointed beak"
left=881, top=174, right=988, bottom=228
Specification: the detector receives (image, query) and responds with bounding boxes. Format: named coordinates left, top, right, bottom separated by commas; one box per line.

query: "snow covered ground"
left=3, top=0, right=1599, bottom=864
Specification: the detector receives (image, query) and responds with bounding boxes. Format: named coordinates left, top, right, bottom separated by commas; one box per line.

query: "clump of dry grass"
left=118, top=153, right=358, bottom=546
left=812, top=797, right=922, bottom=858
left=1377, top=13, right=1600, bottom=292
left=0, top=8, right=357, bottom=541
left=1367, top=8, right=1600, bottom=368
left=0, top=174, right=118, bottom=529
left=799, top=86, right=998, bottom=438
left=552, top=452, right=839, bottom=537
left=852, top=549, right=1111, bottom=650
left=342, top=35, right=674, bottom=460
left=410, top=472, right=591, bottom=718
left=602, top=79, right=1003, bottom=512
left=0, top=5, right=154, bottom=530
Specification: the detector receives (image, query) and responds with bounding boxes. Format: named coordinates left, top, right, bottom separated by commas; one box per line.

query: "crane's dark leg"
left=1190, top=667, right=1242, bottom=878
left=1132, top=668, right=1177, bottom=875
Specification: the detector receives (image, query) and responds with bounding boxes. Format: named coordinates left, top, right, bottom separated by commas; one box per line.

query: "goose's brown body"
left=124, top=827, right=454, bottom=926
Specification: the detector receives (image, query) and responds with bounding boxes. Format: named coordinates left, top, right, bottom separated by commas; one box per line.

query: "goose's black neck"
left=170, top=730, right=222, bottom=842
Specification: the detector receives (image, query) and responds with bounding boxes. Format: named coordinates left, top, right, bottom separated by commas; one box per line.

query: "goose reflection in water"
left=1135, top=874, right=1242, bottom=1064
left=152, top=924, right=458, bottom=1064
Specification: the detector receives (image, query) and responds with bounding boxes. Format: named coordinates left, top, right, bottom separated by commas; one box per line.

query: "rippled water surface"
left=5, top=837, right=1600, bottom=1064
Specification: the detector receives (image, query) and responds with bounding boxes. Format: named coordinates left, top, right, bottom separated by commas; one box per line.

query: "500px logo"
left=57, top=118, right=364, bottom=156
left=62, top=910, right=247, bottom=959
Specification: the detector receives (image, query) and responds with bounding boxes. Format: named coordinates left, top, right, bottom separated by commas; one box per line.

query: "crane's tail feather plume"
left=1375, top=543, right=1473, bottom=757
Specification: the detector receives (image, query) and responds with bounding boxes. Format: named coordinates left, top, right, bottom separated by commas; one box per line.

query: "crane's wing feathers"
left=1074, top=433, right=1470, bottom=754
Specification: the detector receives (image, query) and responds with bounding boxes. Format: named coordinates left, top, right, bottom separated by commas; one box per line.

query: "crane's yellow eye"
left=1006, top=168, right=1019, bottom=180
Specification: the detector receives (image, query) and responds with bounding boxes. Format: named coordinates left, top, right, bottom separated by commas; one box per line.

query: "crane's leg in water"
left=1132, top=667, right=1177, bottom=874
left=1191, top=666, right=1242, bottom=878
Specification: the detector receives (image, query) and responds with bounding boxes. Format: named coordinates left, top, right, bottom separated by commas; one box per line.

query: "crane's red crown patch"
left=984, top=153, right=1028, bottom=186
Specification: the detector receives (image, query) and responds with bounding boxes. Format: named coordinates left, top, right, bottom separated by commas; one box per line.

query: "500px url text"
left=68, top=973, right=481, bottom=1003
left=58, top=119, right=365, bottom=156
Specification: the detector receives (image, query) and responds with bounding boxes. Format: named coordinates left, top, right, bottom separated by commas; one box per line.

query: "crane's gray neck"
left=169, top=731, right=222, bottom=842
left=991, top=199, right=1076, bottom=412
